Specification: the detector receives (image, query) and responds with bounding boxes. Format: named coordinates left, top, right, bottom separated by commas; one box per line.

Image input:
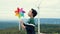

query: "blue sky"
left=0, top=0, right=60, bottom=20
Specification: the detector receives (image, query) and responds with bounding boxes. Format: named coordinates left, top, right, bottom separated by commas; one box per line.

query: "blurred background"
left=0, top=0, right=60, bottom=34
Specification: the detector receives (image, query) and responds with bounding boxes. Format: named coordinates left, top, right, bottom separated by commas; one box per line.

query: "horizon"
left=0, top=18, right=60, bottom=21
left=0, top=18, right=60, bottom=24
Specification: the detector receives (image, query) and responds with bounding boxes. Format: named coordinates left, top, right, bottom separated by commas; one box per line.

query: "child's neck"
left=30, top=16, right=33, bottom=18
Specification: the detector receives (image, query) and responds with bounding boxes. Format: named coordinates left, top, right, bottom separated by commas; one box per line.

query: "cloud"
left=39, top=0, right=60, bottom=18
left=0, top=0, right=60, bottom=20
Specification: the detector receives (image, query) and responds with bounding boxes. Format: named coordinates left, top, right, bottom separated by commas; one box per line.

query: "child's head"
left=28, top=8, right=37, bottom=17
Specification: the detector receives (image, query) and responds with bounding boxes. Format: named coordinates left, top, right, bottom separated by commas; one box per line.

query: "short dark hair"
left=31, top=8, right=37, bottom=17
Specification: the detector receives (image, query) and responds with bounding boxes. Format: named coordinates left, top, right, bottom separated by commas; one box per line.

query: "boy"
left=20, top=8, right=37, bottom=34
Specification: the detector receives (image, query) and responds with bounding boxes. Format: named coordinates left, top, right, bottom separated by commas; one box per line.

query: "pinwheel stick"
left=18, top=19, right=21, bottom=31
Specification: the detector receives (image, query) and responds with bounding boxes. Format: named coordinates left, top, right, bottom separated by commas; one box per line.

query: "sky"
left=0, top=0, right=60, bottom=20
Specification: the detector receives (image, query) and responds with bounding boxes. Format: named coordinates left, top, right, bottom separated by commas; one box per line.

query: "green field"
left=0, top=26, right=38, bottom=34
left=40, top=24, right=60, bottom=33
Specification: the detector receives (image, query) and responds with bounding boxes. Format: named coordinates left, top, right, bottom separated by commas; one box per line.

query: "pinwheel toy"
left=14, top=7, right=25, bottom=31
left=15, top=8, right=25, bottom=18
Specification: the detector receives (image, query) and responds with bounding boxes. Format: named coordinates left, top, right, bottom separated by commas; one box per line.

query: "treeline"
left=40, top=24, right=60, bottom=33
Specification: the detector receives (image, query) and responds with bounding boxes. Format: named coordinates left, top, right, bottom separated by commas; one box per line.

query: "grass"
left=0, top=26, right=38, bottom=34
left=40, top=24, right=60, bottom=34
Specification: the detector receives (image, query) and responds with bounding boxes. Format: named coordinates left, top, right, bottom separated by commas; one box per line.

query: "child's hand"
left=20, top=20, right=24, bottom=24
left=20, top=20, right=26, bottom=29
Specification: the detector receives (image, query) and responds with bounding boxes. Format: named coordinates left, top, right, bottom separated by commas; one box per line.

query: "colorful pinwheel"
left=15, top=8, right=25, bottom=18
